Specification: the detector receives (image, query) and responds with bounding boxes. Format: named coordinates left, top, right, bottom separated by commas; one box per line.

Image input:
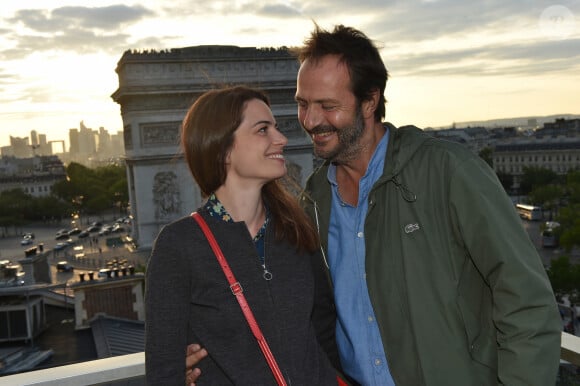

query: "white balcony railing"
left=2, top=352, right=144, bottom=385
left=562, top=331, right=580, bottom=366
left=3, top=332, right=580, bottom=385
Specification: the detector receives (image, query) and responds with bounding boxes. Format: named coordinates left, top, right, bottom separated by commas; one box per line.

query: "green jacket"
left=301, top=124, right=561, bottom=385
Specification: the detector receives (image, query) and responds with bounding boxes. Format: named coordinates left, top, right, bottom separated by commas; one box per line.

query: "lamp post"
left=71, top=195, right=84, bottom=227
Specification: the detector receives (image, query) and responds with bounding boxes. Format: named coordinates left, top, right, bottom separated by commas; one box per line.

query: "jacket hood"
left=382, top=122, right=433, bottom=179
left=302, top=123, right=433, bottom=206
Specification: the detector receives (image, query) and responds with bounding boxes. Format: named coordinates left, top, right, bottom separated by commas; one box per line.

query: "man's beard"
left=313, top=106, right=365, bottom=164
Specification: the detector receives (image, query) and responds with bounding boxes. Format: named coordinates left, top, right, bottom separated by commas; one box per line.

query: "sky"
left=1, top=0, right=579, bottom=149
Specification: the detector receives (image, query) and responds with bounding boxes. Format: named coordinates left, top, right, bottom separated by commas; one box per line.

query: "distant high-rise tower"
left=97, top=126, right=112, bottom=156
left=69, top=128, right=80, bottom=154
left=78, top=121, right=98, bottom=155
left=30, top=130, right=39, bottom=146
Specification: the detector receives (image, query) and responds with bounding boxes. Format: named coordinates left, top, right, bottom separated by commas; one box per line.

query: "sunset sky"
left=1, top=0, right=579, bottom=149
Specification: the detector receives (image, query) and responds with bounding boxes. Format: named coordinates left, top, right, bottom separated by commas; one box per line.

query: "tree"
left=478, top=147, right=493, bottom=168
left=557, top=204, right=580, bottom=251
left=0, top=189, right=33, bottom=235
left=554, top=170, right=580, bottom=251
left=0, top=162, right=129, bottom=230
left=519, top=166, right=560, bottom=195
left=52, top=162, right=129, bottom=217
left=52, top=162, right=90, bottom=204
left=529, top=184, right=564, bottom=220
left=34, top=195, right=72, bottom=221
left=565, top=170, right=580, bottom=205
left=547, top=256, right=580, bottom=295
left=495, top=171, right=513, bottom=193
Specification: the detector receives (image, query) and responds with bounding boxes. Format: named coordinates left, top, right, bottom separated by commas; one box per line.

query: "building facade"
left=492, top=119, right=580, bottom=181
left=426, top=119, right=580, bottom=191
left=0, top=155, right=67, bottom=197
left=112, top=45, right=314, bottom=249
left=493, top=138, right=580, bottom=177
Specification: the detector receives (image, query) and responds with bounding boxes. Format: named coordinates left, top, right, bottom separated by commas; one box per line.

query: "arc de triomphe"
left=112, top=45, right=315, bottom=250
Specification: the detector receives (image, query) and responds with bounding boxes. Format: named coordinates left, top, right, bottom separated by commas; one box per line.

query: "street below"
left=1, top=218, right=578, bottom=286
left=0, top=221, right=148, bottom=285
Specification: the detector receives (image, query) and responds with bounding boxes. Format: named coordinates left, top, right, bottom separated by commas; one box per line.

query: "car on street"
left=541, top=221, right=561, bottom=248
left=54, top=242, right=68, bottom=251
left=98, top=225, right=114, bottom=236
left=98, top=268, right=111, bottom=278
left=55, top=229, right=70, bottom=240
left=78, top=230, right=90, bottom=238
left=56, top=261, right=74, bottom=272
left=68, top=228, right=82, bottom=236
left=54, top=239, right=74, bottom=251
left=86, top=225, right=101, bottom=233
left=20, top=236, right=33, bottom=246
left=111, top=224, right=126, bottom=233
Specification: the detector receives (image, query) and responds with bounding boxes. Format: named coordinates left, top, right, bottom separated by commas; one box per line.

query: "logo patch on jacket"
left=404, top=223, right=420, bottom=234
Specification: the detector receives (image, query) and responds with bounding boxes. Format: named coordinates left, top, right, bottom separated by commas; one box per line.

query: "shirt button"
left=357, top=232, right=364, bottom=238
left=374, top=359, right=381, bottom=366
left=368, top=316, right=374, bottom=322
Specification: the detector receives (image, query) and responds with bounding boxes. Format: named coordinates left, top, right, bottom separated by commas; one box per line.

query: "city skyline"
left=1, top=1, right=579, bottom=149
left=0, top=121, right=124, bottom=158
left=4, top=113, right=579, bottom=154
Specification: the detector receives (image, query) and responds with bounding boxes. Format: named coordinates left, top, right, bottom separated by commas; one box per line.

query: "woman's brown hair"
left=181, top=85, right=319, bottom=252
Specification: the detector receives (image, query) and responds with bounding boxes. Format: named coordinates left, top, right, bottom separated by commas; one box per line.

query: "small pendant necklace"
left=258, top=244, right=272, bottom=281
left=254, top=206, right=272, bottom=281
left=256, top=223, right=272, bottom=281
left=262, top=262, right=273, bottom=281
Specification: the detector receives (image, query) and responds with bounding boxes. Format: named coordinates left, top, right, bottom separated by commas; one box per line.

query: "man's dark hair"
left=292, top=24, right=388, bottom=121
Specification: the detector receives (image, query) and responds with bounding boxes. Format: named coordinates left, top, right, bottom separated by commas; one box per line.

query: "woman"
left=145, top=86, right=339, bottom=385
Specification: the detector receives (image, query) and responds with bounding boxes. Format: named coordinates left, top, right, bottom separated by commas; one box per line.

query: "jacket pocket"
left=457, top=292, right=497, bottom=371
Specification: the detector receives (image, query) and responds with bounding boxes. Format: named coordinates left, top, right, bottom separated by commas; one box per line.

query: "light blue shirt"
left=327, top=129, right=395, bottom=386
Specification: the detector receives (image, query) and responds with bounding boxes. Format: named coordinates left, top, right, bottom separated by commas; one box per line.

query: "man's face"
left=295, top=55, right=365, bottom=163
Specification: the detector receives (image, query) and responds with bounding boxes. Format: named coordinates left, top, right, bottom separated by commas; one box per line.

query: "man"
left=186, top=24, right=561, bottom=385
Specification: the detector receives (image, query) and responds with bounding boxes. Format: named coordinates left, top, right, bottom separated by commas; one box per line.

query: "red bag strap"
left=191, top=212, right=287, bottom=386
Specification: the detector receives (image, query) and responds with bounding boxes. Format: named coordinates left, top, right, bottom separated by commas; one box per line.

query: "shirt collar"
left=204, top=192, right=269, bottom=242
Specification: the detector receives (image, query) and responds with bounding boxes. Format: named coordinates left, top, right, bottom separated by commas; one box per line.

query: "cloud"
left=308, top=0, right=579, bottom=43
left=51, top=5, right=154, bottom=29
left=258, top=3, right=303, bottom=17
left=386, top=37, right=580, bottom=77
left=293, top=0, right=580, bottom=78
left=1, top=1, right=579, bottom=80
left=9, top=5, right=154, bottom=32
left=0, top=68, right=18, bottom=86
left=1, top=5, right=156, bottom=58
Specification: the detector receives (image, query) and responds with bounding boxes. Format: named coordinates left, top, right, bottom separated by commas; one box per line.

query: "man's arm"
left=450, top=156, right=561, bottom=385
